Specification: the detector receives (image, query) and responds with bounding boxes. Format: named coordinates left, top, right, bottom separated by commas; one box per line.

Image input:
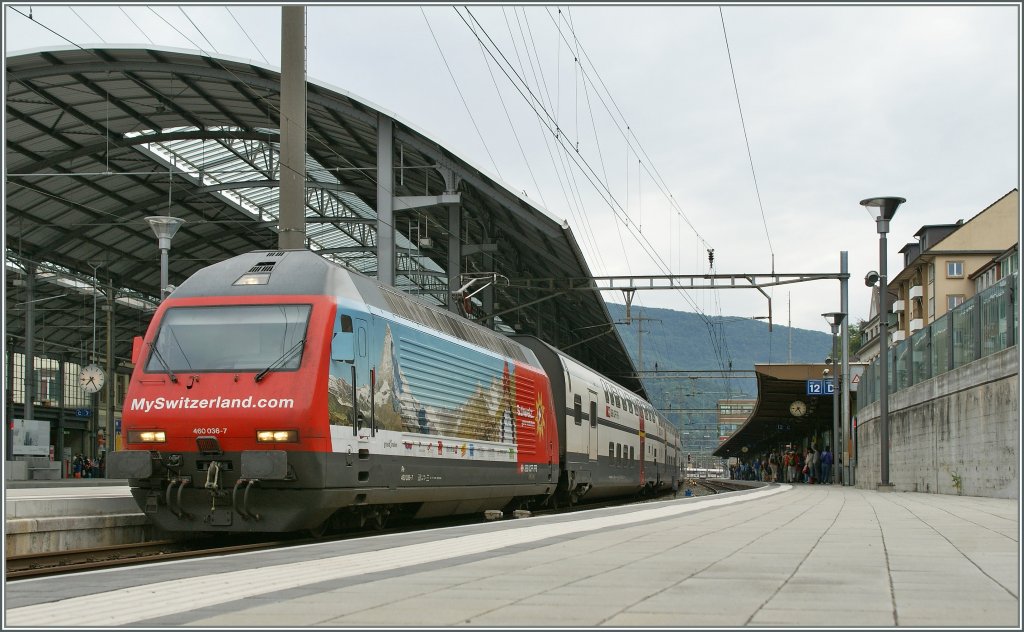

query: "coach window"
left=630, top=446, right=635, bottom=462
left=589, top=401, right=598, bottom=428
left=616, top=443, right=622, bottom=465
left=608, top=442, right=614, bottom=460
left=573, top=394, right=583, bottom=425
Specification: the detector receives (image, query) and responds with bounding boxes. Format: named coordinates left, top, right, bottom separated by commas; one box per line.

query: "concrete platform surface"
left=5, top=484, right=1019, bottom=628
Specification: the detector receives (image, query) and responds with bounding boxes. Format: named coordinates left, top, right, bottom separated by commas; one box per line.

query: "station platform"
left=4, top=481, right=153, bottom=555
left=5, top=484, right=1019, bottom=628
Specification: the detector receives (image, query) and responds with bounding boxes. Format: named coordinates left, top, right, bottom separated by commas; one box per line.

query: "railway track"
left=690, top=478, right=750, bottom=494
left=5, top=537, right=304, bottom=580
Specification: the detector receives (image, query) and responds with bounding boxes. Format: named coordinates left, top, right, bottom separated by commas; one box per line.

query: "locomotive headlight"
left=256, top=430, right=298, bottom=443
left=128, top=430, right=166, bottom=443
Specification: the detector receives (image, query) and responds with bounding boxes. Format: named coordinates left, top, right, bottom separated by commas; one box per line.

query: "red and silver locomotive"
left=109, top=250, right=680, bottom=533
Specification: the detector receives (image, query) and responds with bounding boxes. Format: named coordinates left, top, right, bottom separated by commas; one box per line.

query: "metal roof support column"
left=5, top=347, right=13, bottom=460
left=278, top=5, right=307, bottom=250
left=377, top=114, right=395, bottom=286
left=104, top=285, right=115, bottom=457
left=447, top=204, right=461, bottom=313
left=57, top=353, right=66, bottom=471
left=840, top=251, right=851, bottom=485
left=24, top=264, right=35, bottom=429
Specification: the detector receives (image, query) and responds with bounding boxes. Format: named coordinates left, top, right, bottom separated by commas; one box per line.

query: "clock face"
left=789, top=400, right=807, bottom=417
left=79, top=364, right=106, bottom=393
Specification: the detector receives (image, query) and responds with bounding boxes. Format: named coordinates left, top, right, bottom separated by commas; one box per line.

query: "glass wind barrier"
left=858, top=272, right=1017, bottom=412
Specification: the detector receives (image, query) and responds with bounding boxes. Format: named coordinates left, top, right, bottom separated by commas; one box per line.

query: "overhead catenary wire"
left=718, top=7, right=775, bottom=271
left=459, top=9, right=718, bottom=323
left=69, top=6, right=105, bottom=43
left=180, top=6, right=220, bottom=56
left=719, top=7, right=776, bottom=364
left=120, top=6, right=154, bottom=45
left=457, top=8, right=674, bottom=271
left=458, top=8, right=736, bottom=384
left=546, top=7, right=711, bottom=253
left=226, top=6, right=270, bottom=66
left=421, top=8, right=502, bottom=180
left=542, top=7, right=736, bottom=374
left=471, top=20, right=549, bottom=224
left=496, top=6, right=609, bottom=275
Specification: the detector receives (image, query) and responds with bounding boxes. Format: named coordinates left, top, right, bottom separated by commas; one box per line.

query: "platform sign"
left=75, top=408, right=91, bottom=417
left=806, top=379, right=836, bottom=396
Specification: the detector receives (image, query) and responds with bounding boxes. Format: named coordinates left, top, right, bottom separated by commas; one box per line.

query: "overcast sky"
left=5, top=3, right=1021, bottom=338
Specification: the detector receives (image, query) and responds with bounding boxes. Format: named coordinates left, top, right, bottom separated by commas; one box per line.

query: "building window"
left=1000, top=252, right=1018, bottom=276
left=929, top=296, right=935, bottom=319
left=946, top=261, right=964, bottom=278
left=947, top=294, right=965, bottom=310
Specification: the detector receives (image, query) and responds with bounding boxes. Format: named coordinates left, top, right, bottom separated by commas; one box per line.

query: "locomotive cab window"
left=145, top=304, right=310, bottom=373
left=332, top=314, right=355, bottom=362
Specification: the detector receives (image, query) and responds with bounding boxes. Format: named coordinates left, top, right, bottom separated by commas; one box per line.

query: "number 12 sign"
left=806, top=380, right=835, bottom=395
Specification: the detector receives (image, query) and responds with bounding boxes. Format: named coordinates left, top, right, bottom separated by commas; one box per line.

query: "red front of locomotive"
left=111, top=294, right=337, bottom=532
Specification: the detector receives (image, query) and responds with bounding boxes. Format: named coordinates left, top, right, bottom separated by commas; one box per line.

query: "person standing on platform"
left=821, top=446, right=833, bottom=484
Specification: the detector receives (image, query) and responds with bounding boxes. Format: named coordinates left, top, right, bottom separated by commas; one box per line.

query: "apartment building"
left=857, top=189, right=1019, bottom=360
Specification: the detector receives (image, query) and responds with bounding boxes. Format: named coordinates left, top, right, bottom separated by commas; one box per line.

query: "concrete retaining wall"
left=5, top=514, right=156, bottom=556
left=855, top=346, right=1019, bottom=498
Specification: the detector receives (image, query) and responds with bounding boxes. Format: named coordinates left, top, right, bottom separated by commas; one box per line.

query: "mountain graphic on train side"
left=327, top=323, right=518, bottom=445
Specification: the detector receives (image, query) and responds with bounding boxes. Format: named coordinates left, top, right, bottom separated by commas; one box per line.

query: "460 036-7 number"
left=192, top=427, right=227, bottom=435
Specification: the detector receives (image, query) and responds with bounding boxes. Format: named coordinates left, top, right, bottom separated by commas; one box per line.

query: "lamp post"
left=145, top=216, right=186, bottom=301
left=822, top=311, right=846, bottom=485
left=859, top=196, right=905, bottom=488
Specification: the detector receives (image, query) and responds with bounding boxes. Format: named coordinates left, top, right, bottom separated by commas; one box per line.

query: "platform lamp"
left=822, top=311, right=846, bottom=484
left=145, top=216, right=186, bottom=301
left=859, top=196, right=905, bottom=488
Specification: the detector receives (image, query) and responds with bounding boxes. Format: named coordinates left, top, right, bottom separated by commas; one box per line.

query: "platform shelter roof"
left=713, top=363, right=855, bottom=459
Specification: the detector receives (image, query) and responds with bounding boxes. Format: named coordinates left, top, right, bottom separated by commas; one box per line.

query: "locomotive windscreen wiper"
left=254, top=338, right=306, bottom=382
left=147, top=341, right=178, bottom=383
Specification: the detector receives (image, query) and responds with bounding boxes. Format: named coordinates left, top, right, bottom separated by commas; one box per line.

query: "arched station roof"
left=5, top=46, right=644, bottom=396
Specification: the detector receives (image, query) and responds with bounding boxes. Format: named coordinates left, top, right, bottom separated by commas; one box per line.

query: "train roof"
left=168, top=250, right=342, bottom=298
